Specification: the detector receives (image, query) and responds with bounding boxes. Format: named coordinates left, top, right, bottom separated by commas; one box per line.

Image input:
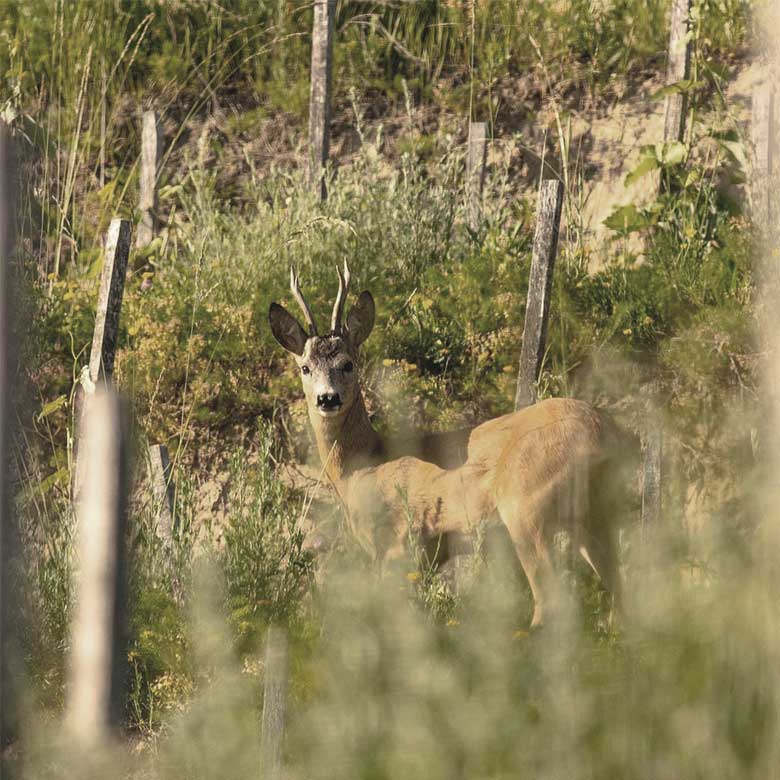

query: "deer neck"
left=309, top=393, right=383, bottom=484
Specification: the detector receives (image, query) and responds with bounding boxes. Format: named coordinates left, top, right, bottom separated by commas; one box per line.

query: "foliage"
left=15, top=494, right=73, bottom=712
left=219, top=426, right=315, bottom=653
left=0, top=0, right=750, bottom=272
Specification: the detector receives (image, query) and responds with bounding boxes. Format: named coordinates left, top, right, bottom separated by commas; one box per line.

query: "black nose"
left=316, top=393, right=342, bottom=409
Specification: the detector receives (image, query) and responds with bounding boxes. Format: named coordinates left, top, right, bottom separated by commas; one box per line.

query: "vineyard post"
left=662, top=0, right=693, bottom=146
left=66, top=390, right=131, bottom=748
left=0, top=120, right=17, bottom=751
left=148, top=443, right=175, bottom=543
left=640, top=422, right=663, bottom=538
left=515, top=180, right=564, bottom=411
left=751, top=84, right=774, bottom=234
left=260, top=627, right=289, bottom=780
left=749, top=83, right=774, bottom=474
left=641, top=0, right=692, bottom=529
left=72, top=218, right=132, bottom=500
left=308, top=0, right=335, bottom=200
left=88, top=219, right=132, bottom=385
left=466, top=121, right=488, bottom=230
left=136, top=110, right=162, bottom=250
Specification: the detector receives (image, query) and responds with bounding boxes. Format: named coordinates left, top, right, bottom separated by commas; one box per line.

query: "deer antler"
left=290, top=266, right=318, bottom=336
left=331, top=260, right=351, bottom=335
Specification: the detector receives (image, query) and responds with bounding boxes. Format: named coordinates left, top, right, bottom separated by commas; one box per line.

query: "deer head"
left=269, top=263, right=375, bottom=421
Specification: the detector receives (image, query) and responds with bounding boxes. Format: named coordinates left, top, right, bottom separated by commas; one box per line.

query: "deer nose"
left=316, top=392, right=342, bottom=409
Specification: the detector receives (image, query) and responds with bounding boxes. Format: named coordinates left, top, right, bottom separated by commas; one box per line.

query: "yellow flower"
left=446, top=618, right=460, bottom=627
left=406, top=572, right=421, bottom=582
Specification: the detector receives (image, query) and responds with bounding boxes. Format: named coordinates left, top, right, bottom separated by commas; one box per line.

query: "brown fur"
left=309, top=390, right=623, bottom=626
left=270, top=277, right=626, bottom=627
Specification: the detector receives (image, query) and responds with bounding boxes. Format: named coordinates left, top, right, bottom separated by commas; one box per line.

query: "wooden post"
left=0, top=120, right=16, bottom=751
left=89, top=218, right=133, bottom=384
left=662, top=0, right=693, bottom=145
left=640, top=422, right=663, bottom=537
left=260, top=627, right=288, bottom=780
left=66, top=390, right=131, bottom=748
left=647, top=0, right=688, bottom=524
left=466, top=121, right=488, bottom=230
left=645, top=0, right=689, bottom=528
left=308, top=0, right=335, bottom=201
left=515, top=180, right=564, bottom=410
left=72, top=218, right=132, bottom=501
left=136, top=110, right=162, bottom=250
left=751, top=85, right=774, bottom=233
left=148, top=444, right=175, bottom=543
left=99, top=63, right=107, bottom=190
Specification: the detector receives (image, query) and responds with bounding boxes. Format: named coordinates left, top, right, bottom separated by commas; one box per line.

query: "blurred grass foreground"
left=3, top=0, right=780, bottom=778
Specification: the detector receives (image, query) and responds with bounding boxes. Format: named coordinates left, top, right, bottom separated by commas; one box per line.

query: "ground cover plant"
left=2, top=0, right=776, bottom=777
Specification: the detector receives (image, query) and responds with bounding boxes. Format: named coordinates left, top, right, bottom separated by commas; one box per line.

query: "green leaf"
left=159, top=184, right=183, bottom=201
left=37, top=395, right=68, bottom=422
left=18, top=467, right=69, bottom=503
left=625, top=154, right=660, bottom=187
left=718, top=139, right=748, bottom=174
left=603, top=204, right=655, bottom=234
left=651, top=79, right=703, bottom=100
left=660, top=141, right=687, bottom=166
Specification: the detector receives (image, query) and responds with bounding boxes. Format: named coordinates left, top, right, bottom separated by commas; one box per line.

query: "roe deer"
left=270, top=264, right=627, bottom=627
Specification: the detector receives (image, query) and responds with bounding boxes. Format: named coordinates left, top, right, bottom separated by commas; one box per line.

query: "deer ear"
left=347, top=290, right=375, bottom=347
left=269, top=303, right=308, bottom=356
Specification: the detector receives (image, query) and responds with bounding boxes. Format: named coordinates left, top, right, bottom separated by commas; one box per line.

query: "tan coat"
left=269, top=272, right=628, bottom=627
left=320, top=398, right=623, bottom=627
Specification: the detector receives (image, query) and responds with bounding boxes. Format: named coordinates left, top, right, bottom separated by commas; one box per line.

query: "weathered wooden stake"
left=72, top=218, right=132, bottom=500
left=644, top=0, right=689, bottom=523
left=0, top=120, right=16, bottom=751
left=89, top=219, right=133, bottom=384
left=751, top=85, right=774, bottom=233
left=308, top=0, right=335, bottom=200
left=662, top=0, right=693, bottom=145
left=99, top=63, right=107, bottom=189
left=66, top=390, right=131, bottom=748
left=260, top=627, right=288, bottom=780
left=466, top=122, right=488, bottom=231
left=136, top=110, right=162, bottom=250
left=515, top=180, right=564, bottom=410
left=640, top=422, right=663, bottom=538
left=148, top=443, right=175, bottom=543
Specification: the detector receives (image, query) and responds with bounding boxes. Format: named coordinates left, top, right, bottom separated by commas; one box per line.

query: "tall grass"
left=1, top=0, right=750, bottom=279
left=13, top=463, right=780, bottom=778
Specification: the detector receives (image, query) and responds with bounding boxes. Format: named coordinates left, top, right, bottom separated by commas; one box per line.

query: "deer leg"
left=508, top=529, right=559, bottom=628
left=579, top=524, right=623, bottom=622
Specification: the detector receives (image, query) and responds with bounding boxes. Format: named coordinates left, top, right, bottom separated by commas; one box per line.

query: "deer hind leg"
left=496, top=495, right=560, bottom=627
left=578, top=456, right=627, bottom=623
left=512, top=531, right=560, bottom=628
left=579, top=522, right=623, bottom=622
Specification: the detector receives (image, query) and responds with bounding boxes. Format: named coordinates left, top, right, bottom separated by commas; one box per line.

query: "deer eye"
left=301, top=365, right=310, bottom=375
left=342, top=361, right=354, bottom=373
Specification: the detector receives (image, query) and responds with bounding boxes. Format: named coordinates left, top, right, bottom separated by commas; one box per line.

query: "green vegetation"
left=2, top=0, right=773, bottom=777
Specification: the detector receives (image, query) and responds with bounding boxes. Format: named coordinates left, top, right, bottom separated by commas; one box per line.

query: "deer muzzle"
left=316, top=392, right=342, bottom=413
